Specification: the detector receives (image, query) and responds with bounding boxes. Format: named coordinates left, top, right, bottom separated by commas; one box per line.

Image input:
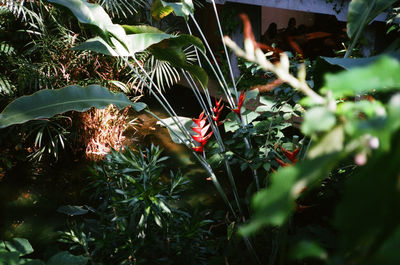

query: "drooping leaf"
left=4, top=238, right=34, bottom=256
left=72, top=37, right=120, bottom=56
left=289, top=240, right=328, bottom=261
left=321, top=57, right=400, bottom=99
left=150, top=0, right=173, bottom=21
left=157, top=116, right=193, bottom=145
left=47, top=251, right=89, bottom=265
left=347, top=0, right=396, bottom=39
left=122, top=24, right=163, bottom=34
left=161, top=0, right=194, bottom=21
left=0, top=85, right=146, bottom=129
left=57, top=205, right=93, bottom=216
left=48, top=0, right=111, bottom=35
left=48, top=0, right=128, bottom=50
left=314, top=52, right=400, bottom=89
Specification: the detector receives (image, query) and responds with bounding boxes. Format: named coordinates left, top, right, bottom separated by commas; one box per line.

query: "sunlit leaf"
left=157, top=116, right=193, bottom=145
left=321, top=57, right=400, bottom=99
left=0, top=85, right=146, bottom=129
left=161, top=0, right=194, bottom=21
left=151, top=0, right=173, bottom=21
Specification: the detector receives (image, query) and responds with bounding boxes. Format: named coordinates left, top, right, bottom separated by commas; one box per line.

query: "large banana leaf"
left=48, top=0, right=129, bottom=51
left=347, top=0, right=396, bottom=39
left=72, top=33, right=173, bottom=56
left=345, top=0, right=396, bottom=57
left=0, top=85, right=146, bottom=129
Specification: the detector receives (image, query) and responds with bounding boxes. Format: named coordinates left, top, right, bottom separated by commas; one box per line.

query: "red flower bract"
left=212, top=98, right=224, bottom=126
left=191, top=111, right=213, bottom=153
left=273, top=146, right=300, bottom=169
left=232, top=90, right=246, bottom=118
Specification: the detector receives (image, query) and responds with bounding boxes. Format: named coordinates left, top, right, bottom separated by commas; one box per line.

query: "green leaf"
left=224, top=110, right=260, bottom=132
left=151, top=0, right=173, bottom=21
left=73, top=33, right=173, bottom=56
left=48, top=0, right=113, bottom=32
left=47, top=251, right=88, bottom=265
left=149, top=35, right=207, bottom=88
left=122, top=25, right=163, bottom=34
left=347, top=0, right=396, bottom=39
left=302, top=107, right=336, bottom=135
left=0, top=85, right=146, bottom=129
left=307, top=126, right=344, bottom=159
left=227, top=222, right=235, bottom=240
left=57, top=205, right=90, bottom=216
left=4, top=238, right=33, bottom=256
left=289, top=240, right=328, bottom=261
left=365, top=227, right=400, bottom=265
left=72, top=37, right=120, bottom=56
left=334, top=137, right=400, bottom=255
left=0, top=251, right=20, bottom=264
left=314, top=52, right=400, bottom=89
left=240, top=154, right=340, bottom=235
left=157, top=116, right=193, bottom=145
left=161, top=0, right=194, bottom=21
left=48, top=0, right=129, bottom=51
left=321, top=57, right=400, bottom=99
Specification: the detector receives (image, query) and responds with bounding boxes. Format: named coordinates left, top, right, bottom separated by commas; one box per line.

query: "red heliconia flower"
left=273, top=146, right=300, bottom=169
left=212, top=98, right=224, bottom=126
left=280, top=146, right=300, bottom=164
left=191, top=111, right=213, bottom=153
left=231, top=90, right=246, bottom=118
left=275, top=157, right=290, bottom=167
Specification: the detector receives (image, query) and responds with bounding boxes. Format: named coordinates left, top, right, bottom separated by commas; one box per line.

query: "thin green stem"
left=210, top=0, right=239, bottom=100
left=190, top=14, right=236, bottom=106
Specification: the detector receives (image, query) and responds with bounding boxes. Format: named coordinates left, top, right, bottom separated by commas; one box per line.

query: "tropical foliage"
left=0, top=0, right=400, bottom=264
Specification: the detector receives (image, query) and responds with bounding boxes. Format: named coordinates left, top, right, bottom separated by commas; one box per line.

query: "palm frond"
left=0, top=42, right=15, bottom=55
left=97, top=0, right=146, bottom=18
left=130, top=45, right=198, bottom=93
left=0, top=0, right=45, bottom=33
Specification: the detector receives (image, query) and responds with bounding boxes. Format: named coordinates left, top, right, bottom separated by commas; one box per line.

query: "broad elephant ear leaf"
left=0, top=85, right=146, bottom=129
